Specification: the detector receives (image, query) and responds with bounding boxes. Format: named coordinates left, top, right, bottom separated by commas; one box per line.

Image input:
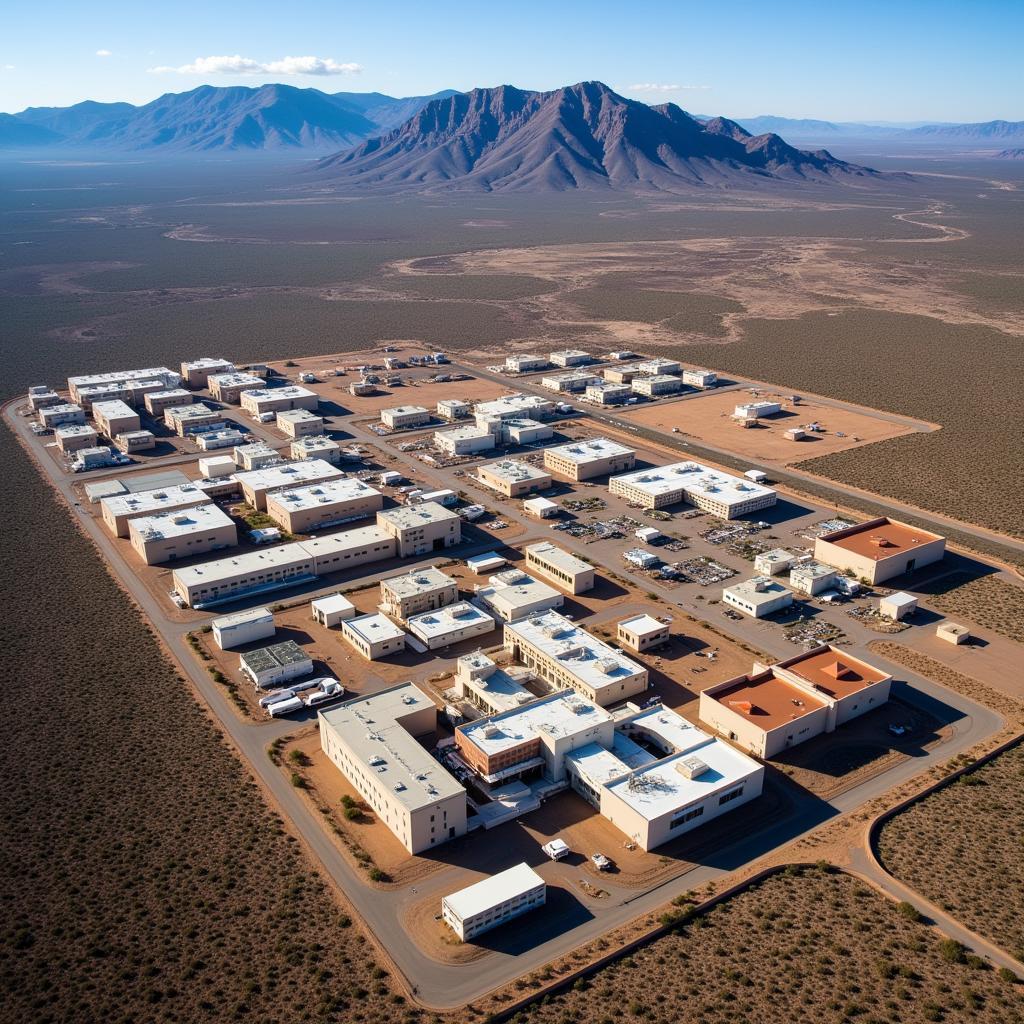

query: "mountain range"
left=312, top=82, right=886, bottom=192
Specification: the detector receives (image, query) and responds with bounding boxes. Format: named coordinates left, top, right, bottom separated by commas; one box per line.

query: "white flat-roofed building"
left=880, top=592, right=918, bottom=621
left=199, top=455, right=236, bottom=479
left=68, top=366, right=180, bottom=405
left=541, top=371, right=602, bottom=393
left=524, top=542, right=595, bottom=595
left=734, top=400, right=782, bottom=419
left=71, top=446, right=119, bottom=471
left=211, top=607, right=275, bottom=650
left=381, top=405, right=430, bottom=430
left=523, top=496, right=559, bottom=518
left=503, top=611, right=648, bottom=706
left=144, top=389, right=194, bottom=417
left=233, top=441, right=280, bottom=471
left=682, top=369, right=717, bottom=389
left=550, top=349, right=591, bottom=367
left=276, top=408, right=324, bottom=438
left=172, top=544, right=317, bottom=609
left=311, top=592, right=356, bottom=627
left=437, top=398, right=471, bottom=420
left=40, top=403, right=86, bottom=429
left=723, top=577, right=794, bottom=618
left=380, top=566, right=458, bottom=620
left=123, top=379, right=171, bottom=408
left=610, top=460, right=777, bottom=518
left=754, top=548, right=797, bottom=576
left=237, top=459, right=344, bottom=510
left=298, top=525, right=396, bottom=575
left=435, top=424, right=497, bottom=456
left=115, top=429, right=156, bottom=453
left=181, top=357, right=235, bottom=389
left=498, top=418, right=553, bottom=445
left=473, top=394, right=555, bottom=422
left=544, top=437, right=636, bottom=481
left=617, top=614, right=669, bottom=652
left=585, top=382, right=632, bottom=405
left=377, top=502, right=461, bottom=557
left=240, top=640, right=312, bottom=689
left=209, top=372, right=267, bottom=404
left=454, top=652, right=536, bottom=715
left=477, top=459, right=552, bottom=498
left=164, top=404, right=224, bottom=437
left=631, top=374, right=683, bottom=397
left=127, top=503, right=238, bottom=565
left=264, top=477, right=383, bottom=534
left=340, top=612, right=407, bottom=660
left=475, top=569, right=564, bottom=622
left=196, top=428, right=247, bottom=451
left=789, top=562, right=839, bottom=596
left=290, top=435, right=341, bottom=464
left=634, top=358, right=681, bottom=376
left=442, top=863, right=545, bottom=941
left=813, top=517, right=946, bottom=584
left=28, top=388, right=62, bottom=412
left=319, top=682, right=467, bottom=853
left=240, top=386, right=319, bottom=417
left=407, top=601, right=495, bottom=650
left=504, top=354, right=547, bottom=373
left=101, top=482, right=212, bottom=537
left=72, top=383, right=125, bottom=410
left=55, top=423, right=98, bottom=454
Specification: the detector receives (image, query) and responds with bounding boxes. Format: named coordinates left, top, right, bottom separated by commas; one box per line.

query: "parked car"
left=591, top=853, right=612, bottom=871
left=542, top=839, right=570, bottom=861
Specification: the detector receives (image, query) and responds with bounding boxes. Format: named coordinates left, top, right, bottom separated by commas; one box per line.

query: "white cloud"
left=2, top=64, right=14, bottom=71
left=627, top=83, right=711, bottom=93
left=96, top=49, right=112, bottom=58
left=149, top=54, right=362, bottom=77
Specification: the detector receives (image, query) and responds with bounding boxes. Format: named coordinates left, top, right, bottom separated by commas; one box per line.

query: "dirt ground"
left=617, top=388, right=921, bottom=465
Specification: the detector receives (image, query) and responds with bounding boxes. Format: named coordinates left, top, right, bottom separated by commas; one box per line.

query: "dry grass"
left=510, top=868, right=1024, bottom=1024
left=0, top=425, right=408, bottom=1024
left=921, top=573, right=1024, bottom=645
left=877, top=742, right=1024, bottom=962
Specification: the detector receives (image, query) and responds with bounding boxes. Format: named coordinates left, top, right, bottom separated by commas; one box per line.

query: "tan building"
left=233, top=441, right=280, bottom=471
left=276, top=408, right=325, bottom=438
left=144, top=389, right=193, bottom=417
left=289, top=435, right=341, bottom=464
left=265, top=477, right=383, bottom=534
left=477, top=459, right=552, bottom=498
left=340, top=612, right=407, bottom=660
left=814, top=517, right=946, bottom=584
left=543, top=437, right=636, bottom=481
left=617, top=614, right=670, bottom=652
left=92, top=399, right=140, bottom=439
left=208, top=372, right=266, bottom=404
left=236, top=459, right=344, bottom=511
left=319, top=683, right=466, bottom=853
left=40, top=403, right=86, bottom=429
left=377, top=502, right=461, bottom=557
left=128, top=503, right=237, bottom=565
left=181, top=358, right=235, bottom=388
left=407, top=601, right=495, bottom=650
left=68, top=367, right=180, bottom=405
left=699, top=646, right=892, bottom=758
left=602, top=366, right=638, bottom=385
left=164, top=404, right=225, bottom=437
left=631, top=374, right=682, bottom=397
left=101, top=482, right=212, bottom=537
left=239, top=385, right=318, bottom=417
left=114, top=429, right=156, bottom=453
left=380, top=405, right=430, bottom=430
left=525, top=542, right=595, bottom=594
left=380, top=566, right=458, bottom=620
left=54, top=424, right=98, bottom=454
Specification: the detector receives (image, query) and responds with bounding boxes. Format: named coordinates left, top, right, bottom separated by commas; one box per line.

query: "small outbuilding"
left=937, top=622, right=971, bottom=645
left=442, top=863, right=546, bottom=942
left=311, top=592, right=356, bottom=627
left=879, top=592, right=918, bottom=621
left=617, top=614, right=670, bottom=652
left=466, top=551, right=508, bottom=574
left=523, top=496, right=559, bottom=518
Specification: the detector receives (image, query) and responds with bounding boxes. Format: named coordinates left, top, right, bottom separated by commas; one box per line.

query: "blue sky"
left=3, top=0, right=1021, bottom=121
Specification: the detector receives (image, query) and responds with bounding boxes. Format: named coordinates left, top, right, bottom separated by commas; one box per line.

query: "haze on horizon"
left=2, top=0, right=1022, bottom=123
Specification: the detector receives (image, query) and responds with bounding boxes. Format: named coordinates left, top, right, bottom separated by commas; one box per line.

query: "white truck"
left=542, top=838, right=570, bottom=861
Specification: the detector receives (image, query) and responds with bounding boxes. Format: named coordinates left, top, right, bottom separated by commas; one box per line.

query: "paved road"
left=4, top=381, right=1012, bottom=1008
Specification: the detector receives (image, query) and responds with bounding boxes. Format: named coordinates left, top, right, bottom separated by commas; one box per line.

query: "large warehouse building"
left=814, top=517, right=946, bottom=584
left=610, top=460, right=777, bottom=518
left=319, top=683, right=467, bottom=854
left=264, top=477, right=383, bottom=534
left=128, top=504, right=237, bottom=565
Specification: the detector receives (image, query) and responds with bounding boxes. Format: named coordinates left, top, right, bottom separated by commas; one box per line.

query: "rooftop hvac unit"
left=676, top=756, right=709, bottom=780
left=368, top=754, right=385, bottom=766
left=393, top=782, right=406, bottom=792
left=483, top=724, right=500, bottom=738
left=401, top=694, right=416, bottom=705
left=542, top=622, right=566, bottom=638
left=596, top=658, right=620, bottom=675
left=171, top=513, right=190, bottom=524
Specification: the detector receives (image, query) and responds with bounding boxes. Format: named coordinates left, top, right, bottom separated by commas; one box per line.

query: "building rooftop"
left=236, top=459, right=343, bottom=492
left=819, top=517, right=945, bottom=561
left=210, top=372, right=265, bottom=388
left=457, top=653, right=535, bottom=713
left=243, top=385, right=317, bottom=404
left=443, top=863, right=544, bottom=920
left=55, top=424, right=97, bottom=438
left=183, top=357, right=234, bottom=371
left=382, top=404, right=429, bottom=416
left=724, top=577, right=793, bottom=606
left=565, top=733, right=656, bottom=790
left=291, top=435, right=339, bottom=451
left=167, top=404, right=219, bottom=421
left=477, top=569, right=562, bottom=614
left=551, top=349, right=590, bottom=360
left=474, top=394, right=552, bottom=418
left=211, top=606, right=273, bottom=629
left=634, top=373, right=681, bottom=386
left=277, top=408, right=323, bottom=422
left=545, top=437, right=635, bottom=464
left=266, top=476, right=380, bottom=512
left=479, top=459, right=551, bottom=484
left=505, top=610, right=646, bottom=693
left=624, top=704, right=711, bottom=755
left=778, top=646, right=890, bottom=700
left=791, top=561, right=837, bottom=580
left=382, top=566, right=456, bottom=599
left=174, top=542, right=313, bottom=587
left=68, top=366, right=179, bottom=389
left=311, top=592, right=355, bottom=615
left=618, top=613, right=666, bottom=637
left=298, top=525, right=393, bottom=560
left=344, top=612, right=406, bottom=645
left=707, top=671, right=828, bottom=731
left=407, top=602, right=493, bottom=641
left=378, top=502, right=460, bottom=530
left=241, top=640, right=310, bottom=675
left=101, top=482, right=209, bottom=517
left=526, top=541, right=592, bottom=576
left=611, top=460, right=775, bottom=505
left=129, top=503, right=234, bottom=541
left=437, top=423, right=495, bottom=441
left=459, top=689, right=613, bottom=757
left=319, top=683, right=462, bottom=810
left=92, top=398, right=137, bottom=418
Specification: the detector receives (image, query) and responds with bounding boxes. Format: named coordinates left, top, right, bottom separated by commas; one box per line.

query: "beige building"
left=550, top=349, right=591, bottom=367
left=377, top=502, right=461, bottom=557
left=68, top=367, right=180, bottom=405
left=617, top=614, right=670, bottom=652
left=406, top=601, right=495, bottom=650
left=503, top=611, right=648, bottom=706
left=92, top=399, right=140, bottom=439
left=814, top=517, right=946, bottom=584
left=233, top=441, right=280, bottom=471
left=208, top=372, right=267, bottom=404
left=340, top=612, right=407, bottom=660
left=477, top=459, right=552, bottom=498
left=181, top=358, right=235, bottom=388
left=114, top=429, right=157, bottom=453
left=435, top=424, right=496, bottom=456
left=276, top=408, right=325, bottom=438
left=380, top=405, right=430, bottom=430
left=700, top=646, right=892, bottom=758
left=584, top=382, right=633, bottom=405
left=311, top=592, right=356, bottom=627
left=319, top=683, right=466, bottom=853
left=631, top=374, right=682, bottom=397
left=101, top=482, right=212, bottom=537
left=144, top=389, right=193, bottom=417
left=40, top=403, right=86, bottom=429
left=54, top=424, right=98, bottom=454
left=289, top=435, right=341, bottom=464
left=240, top=386, right=318, bottom=417
left=525, top=542, right=595, bottom=594
left=236, top=459, right=344, bottom=510
left=475, top=568, right=564, bottom=622
left=128, top=503, right=237, bottom=565
left=380, top=566, right=458, bottom=620
left=265, top=477, right=384, bottom=534
left=543, top=437, right=636, bottom=481
left=602, top=366, right=639, bottom=385
left=164, top=404, right=224, bottom=437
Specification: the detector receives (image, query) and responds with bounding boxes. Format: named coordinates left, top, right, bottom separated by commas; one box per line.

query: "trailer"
left=268, top=696, right=304, bottom=717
